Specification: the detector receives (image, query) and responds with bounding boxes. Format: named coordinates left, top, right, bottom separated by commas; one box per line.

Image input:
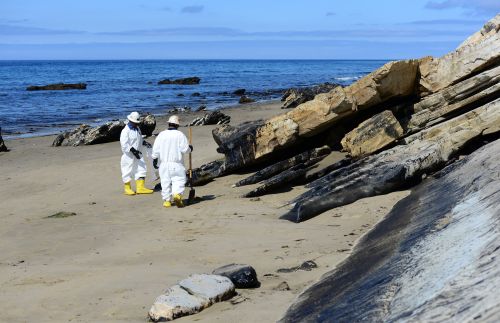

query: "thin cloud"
left=326, top=12, right=336, bottom=17
left=425, top=0, right=500, bottom=15
left=0, top=24, right=86, bottom=35
left=181, top=5, right=204, bottom=14
left=403, top=19, right=485, bottom=25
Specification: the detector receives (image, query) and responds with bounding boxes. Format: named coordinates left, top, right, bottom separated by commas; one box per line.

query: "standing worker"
left=120, top=112, right=154, bottom=195
left=152, top=115, right=192, bottom=208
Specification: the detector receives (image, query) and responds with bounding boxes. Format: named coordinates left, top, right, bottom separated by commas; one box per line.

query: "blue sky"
left=0, top=0, right=498, bottom=59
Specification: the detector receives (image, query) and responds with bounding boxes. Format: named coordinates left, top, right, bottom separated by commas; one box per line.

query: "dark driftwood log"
left=243, top=156, right=326, bottom=198
left=234, top=146, right=331, bottom=187
left=281, top=99, right=499, bottom=222
left=280, top=139, right=500, bottom=322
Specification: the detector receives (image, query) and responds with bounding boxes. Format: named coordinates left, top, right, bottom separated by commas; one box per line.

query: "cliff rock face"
left=280, top=139, right=500, bottom=322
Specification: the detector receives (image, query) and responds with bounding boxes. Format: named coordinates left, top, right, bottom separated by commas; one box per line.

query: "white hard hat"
left=127, top=112, right=141, bottom=123
left=168, top=115, right=180, bottom=125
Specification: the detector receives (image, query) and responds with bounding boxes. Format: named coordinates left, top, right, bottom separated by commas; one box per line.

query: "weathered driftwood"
left=234, top=146, right=331, bottom=187
left=280, top=138, right=500, bottom=322
left=282, top=98, right=500, bottom=222
left=243, top=156, right=326, bottom=198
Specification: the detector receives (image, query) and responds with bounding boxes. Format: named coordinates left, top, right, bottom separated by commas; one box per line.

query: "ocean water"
left=0, top=60, right=387, bottom=138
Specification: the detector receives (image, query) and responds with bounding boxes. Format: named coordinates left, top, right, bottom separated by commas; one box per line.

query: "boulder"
left=26, top=83, right=87, bottom=91
left=148, top=274, right=235, bottom=322
left=158, top=77, right=201, bottom=85
left=191, top=92, right=201, bottom=97
left=0, top=127, right=8, bottom=152
left=52, top=114, right=156, bottom=146
left=280, top=139, right=500, bottom=322
left=213, top=264, right=260, bottom=288
left=233, top=89, right=246, bottom=96
left=283, top=98, right=500, bottom=222
left=178, top=274, right=236, bottom=303
left=239, top=95, right=255, bottom=104
left=281, top=83, right=339, bottom=109
left=191, top=159, right=227, bottom=186
left=148, top=285, right=209, bottom=322
left=188, top=111, right=231, bottom=126
left=341, top=110, right=404, bottom=158
left=419, top=14, right=500, bottom=95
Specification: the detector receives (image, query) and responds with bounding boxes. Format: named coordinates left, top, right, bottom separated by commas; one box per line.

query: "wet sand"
left=0, top=101, right=409, bottom=322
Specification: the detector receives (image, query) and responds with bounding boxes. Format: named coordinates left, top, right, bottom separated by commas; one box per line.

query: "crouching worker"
left=120, top=112, right=154, bottom=195
left=152, top=115, right=192, bottom=208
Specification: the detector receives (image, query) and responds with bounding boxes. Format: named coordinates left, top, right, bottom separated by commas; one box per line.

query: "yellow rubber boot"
left=136, top=179, right=154, bottom=194
left=163, top=201, right=172, bottom=208
left=124, top=182, right=136, bottom=196
left=173, top=193, right=184, bottom=208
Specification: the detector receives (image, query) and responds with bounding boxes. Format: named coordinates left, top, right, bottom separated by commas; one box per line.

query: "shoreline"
left=0, top=99, right=409, bottom=322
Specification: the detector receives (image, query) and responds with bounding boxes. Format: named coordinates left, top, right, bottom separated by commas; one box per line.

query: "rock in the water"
left=280, top=139, right=500, bottom=322
left=239, top=95, right=255, bottom=104
left=191, top=92, right=201, bottom=97
left=195, top=105, right=207, bottom=112
left=233, top=89, right=246, bottom=96
left=341, top=110, right=404, bottom=158
left=148, top=285, right=209, bottom=322
left=158, top=77, right=201, bottom=85
left=281, top=83, right=339, bottom=109
left=178, top=274, right=236, bottom=303
left=26, top=83, right=87, bottom=91
left=52, top=114, right=156, bottom=146
left=0, top=127, right=8, bottom=152
left=213, top=264, right=260, bottom=289
left=188, top=111, right=231, bottom=126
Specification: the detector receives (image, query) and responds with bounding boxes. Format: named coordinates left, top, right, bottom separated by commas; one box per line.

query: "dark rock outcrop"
left=0, top=127, right=8, bottom=152
left=53, top=114, right=156, bottom=146
left=239, top=95, right=255, bottom=104
left=26, top=83, right=87, bottom=91
left=280, top=138, right=500, bottom=322
left=233, top=89, right=246, bottom=96
left=158, top=77, right=201, bottom=85
left=281, top=83, right=339, bottom=109
left=188, top=111, right=230, bottom=126
left=213, top=264, right=260, bottom=289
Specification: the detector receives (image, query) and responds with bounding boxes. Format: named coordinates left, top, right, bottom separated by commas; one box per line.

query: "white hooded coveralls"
left=151, top=128, right=190, bottom=201
left=120, top=124, right=147, bottom=183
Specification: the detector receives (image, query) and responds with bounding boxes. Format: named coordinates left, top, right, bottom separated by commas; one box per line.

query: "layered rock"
left=26, top=83, right=87, bottom=91
left=188, top=111, right=230, bottom=126
left=280, top=139, right=500, bottom=322
left=52, top=114, right=156, bottom=146
left=283, top=98, right=499, bottom=222
left=281, top=83, right=339, bottom=109
left=341, top=110, right=403, bottom=158
left=419, top=14, right=500, bottom=95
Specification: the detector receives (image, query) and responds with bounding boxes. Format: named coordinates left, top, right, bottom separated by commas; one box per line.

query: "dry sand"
left=0, top=101, right=409, bottom=322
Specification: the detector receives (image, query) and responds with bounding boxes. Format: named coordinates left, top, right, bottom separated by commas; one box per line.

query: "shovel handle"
left=188, top=127, right=193, bottom=180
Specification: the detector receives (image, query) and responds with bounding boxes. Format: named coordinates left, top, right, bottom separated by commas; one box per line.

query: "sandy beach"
left=0, top=101, right=409, bottom=322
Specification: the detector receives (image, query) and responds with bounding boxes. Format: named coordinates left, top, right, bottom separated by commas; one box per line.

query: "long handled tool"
left=188, top=126, right=196, bottom=204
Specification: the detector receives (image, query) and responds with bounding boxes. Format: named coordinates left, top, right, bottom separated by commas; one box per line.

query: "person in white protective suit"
left=152, top=115, right=192, bottom=208
left=120, top=112, right=154, bottom=195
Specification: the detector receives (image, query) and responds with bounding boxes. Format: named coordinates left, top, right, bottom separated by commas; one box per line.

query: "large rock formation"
left=52, top=114, right=156, bottom=146
left=280, top=139, right=500, bottom=322
left=26, top=83, right=87, bottom=91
